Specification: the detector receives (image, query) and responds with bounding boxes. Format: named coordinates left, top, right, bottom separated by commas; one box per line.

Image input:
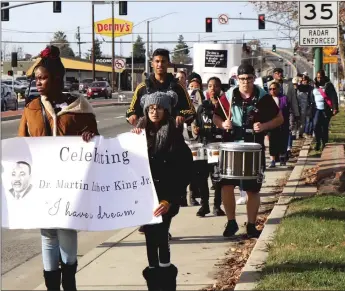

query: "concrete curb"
left=1, top=102, right=130, bottom=122
left=34, top=226, right=139, bottom=290
left=234, top=138, right=313, bottom=291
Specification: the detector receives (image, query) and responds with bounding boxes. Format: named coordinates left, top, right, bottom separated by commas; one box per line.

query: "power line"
left=0, top=37, right=294, bottom=45
left=1, top=28, right=292, bottom=35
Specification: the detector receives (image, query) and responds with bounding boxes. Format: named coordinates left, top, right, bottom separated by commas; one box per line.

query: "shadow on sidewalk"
left=97, top=234, right=245, bottom=248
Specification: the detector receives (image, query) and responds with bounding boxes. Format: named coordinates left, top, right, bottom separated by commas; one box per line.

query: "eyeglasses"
left=238, top=76, right=254, bottom=82
left=148, top=107, right=164, bottom=113
left=269, top=88, right=277, bottom=91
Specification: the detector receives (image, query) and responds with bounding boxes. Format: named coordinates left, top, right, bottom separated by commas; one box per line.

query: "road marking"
left=114, top=115, right=124, bottom=119
left=96, top=120, right=100, bottom=123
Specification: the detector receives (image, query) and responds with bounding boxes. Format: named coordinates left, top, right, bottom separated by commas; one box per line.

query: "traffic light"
left=1, top=2, right=9, bottom=21
left=7, top=70, right=13, bottom=76
left=53, top=1, right=61, bottom=13
left=263, top=57, right=266, bottom=63
left=258, top=14, right=265, bottom=30
left=119, top=1, right=127, bottom=15
left=11, top=52, right=18, bottom=68
left=272, top=44, right=276, bottom=52
left=293, top=47, right=297, bottom=55
left=205, top=17, right=212, bottom=33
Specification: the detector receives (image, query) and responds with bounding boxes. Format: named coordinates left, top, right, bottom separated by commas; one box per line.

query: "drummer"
left=213, top=63, right=284, bottom=238
left=192, top=77, right=226, bottom=217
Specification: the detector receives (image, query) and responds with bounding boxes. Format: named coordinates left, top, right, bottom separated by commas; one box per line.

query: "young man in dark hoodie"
left=126, top=48, right=195, bottom=128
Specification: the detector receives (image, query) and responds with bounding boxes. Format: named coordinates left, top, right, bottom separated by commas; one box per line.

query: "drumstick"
left=217, top=99, right=230, bottom=132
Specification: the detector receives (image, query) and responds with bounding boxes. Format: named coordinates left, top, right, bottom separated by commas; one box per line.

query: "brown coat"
left=18, top=95, right=99, bottom=137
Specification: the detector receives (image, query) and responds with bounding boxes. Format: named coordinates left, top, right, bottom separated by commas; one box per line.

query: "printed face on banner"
left=10, top=162, right=32, bottom=198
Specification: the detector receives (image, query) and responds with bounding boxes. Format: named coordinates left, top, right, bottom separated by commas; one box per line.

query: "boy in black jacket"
left=191, top=99, right=226, bottom=217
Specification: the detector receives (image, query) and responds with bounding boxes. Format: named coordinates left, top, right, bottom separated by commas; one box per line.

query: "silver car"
left=1, top=84, right=18, bottom=111
left=25, top=80, right=40, bottom=100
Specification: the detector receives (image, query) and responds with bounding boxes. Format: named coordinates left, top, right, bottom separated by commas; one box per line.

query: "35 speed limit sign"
left=299, top=2, right=339, bottom=26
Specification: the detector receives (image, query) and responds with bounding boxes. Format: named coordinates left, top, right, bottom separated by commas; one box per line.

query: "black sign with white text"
left=204, top=50, right=228, bottom=68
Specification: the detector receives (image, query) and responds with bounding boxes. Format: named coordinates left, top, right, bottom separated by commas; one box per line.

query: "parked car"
left=2, top=80, right=27, bottom=97
left=79, top=78, right=94, bottom=94
left=1, top=84, right=18, bottom=111
left=25, top=80, right=40, bottom=100
left=16, top=76, right=30, bottom=86
left=86, top=81, right=112, bottom=99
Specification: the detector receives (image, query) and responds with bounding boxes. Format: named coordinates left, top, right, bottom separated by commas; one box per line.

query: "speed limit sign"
left=299, top=2, right=339, bottom=26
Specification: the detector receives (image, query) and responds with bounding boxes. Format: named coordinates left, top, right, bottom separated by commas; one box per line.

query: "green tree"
left=87, top=38, right=103, bottom=60
left=50, top=31, right=75, bottom=57
left=132, top=35, right=145, bottom=59
left=172, top=35, right=191, bottom=64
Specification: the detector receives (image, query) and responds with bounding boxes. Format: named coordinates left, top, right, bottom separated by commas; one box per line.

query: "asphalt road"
left=1, top=106, right=132, bottom=289
left=276, top=49, right=313, bottom=77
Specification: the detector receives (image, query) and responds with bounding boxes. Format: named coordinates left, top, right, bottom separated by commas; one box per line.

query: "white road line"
left=114, top=115, right=124, bottom=119
left=96, top=120, right=100, bottom=123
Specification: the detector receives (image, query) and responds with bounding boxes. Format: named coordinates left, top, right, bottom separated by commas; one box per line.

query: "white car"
left=1, top=84, right=18, bottom=111
left=2, top=79, right=27, bottom=96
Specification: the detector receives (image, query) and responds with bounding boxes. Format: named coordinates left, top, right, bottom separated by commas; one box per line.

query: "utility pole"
left=150, top=28, right=153, bottom=56
left=91, top=2, right=95, bottom=81
left=118, top=39, right=122, bottom=92
left=111, top=1, right=115, bottom=92
left=76, top=26, right=81, bottom=58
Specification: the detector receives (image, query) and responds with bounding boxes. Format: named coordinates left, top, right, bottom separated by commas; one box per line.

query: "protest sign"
left=1, top=133, right=161, bottom=231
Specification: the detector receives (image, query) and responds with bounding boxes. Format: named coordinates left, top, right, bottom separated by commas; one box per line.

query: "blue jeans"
left=304, top=116, right=313, bottom=135
left=41, top=229, right=78, bottom=271
left=313, top=109, right=330, bottom=146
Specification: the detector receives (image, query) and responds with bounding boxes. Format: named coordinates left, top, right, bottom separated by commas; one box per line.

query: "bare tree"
left=250, top=1, right=345, bottom=77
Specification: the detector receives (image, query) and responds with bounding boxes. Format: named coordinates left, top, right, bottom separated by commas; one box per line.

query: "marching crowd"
left=17, top=45, right=339, bottom=291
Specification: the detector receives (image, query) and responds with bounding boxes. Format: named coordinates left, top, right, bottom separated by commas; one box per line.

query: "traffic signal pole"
left=314, top=47, right=323, bottom=76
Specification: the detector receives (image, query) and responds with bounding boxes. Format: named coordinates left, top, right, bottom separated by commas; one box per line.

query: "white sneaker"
left=236, top=197, right=247, bottom=205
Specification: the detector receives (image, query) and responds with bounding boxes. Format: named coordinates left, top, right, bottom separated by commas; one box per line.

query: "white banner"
left=1, top=133, right=161, bottom=231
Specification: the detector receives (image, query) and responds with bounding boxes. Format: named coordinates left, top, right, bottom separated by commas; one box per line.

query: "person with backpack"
left=311, top=70, right=339, bottom=151
left=126, top=48, right=195, bottom=128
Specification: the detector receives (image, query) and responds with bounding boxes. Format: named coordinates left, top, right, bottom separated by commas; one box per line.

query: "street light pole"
left=111, top=1, right=115, bottom=92
left=145, top=20, right=150, bottom=75
left=92, top=2, right=95, bottom=80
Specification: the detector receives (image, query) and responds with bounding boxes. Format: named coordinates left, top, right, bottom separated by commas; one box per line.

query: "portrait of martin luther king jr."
left=9, top=161, right=33, bottom=200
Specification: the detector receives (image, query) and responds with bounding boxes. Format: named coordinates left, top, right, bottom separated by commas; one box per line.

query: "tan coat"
left=18, top=95, right=99, bottom=137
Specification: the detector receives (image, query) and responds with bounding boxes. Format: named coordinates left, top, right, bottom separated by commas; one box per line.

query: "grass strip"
left=256, top=195, right=345, bottom=290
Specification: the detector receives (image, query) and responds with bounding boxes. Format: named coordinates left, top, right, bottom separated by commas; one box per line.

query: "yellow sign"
left=323, top=46, right=338, bottom=56
left=94, top=18, right=133, bottom=37
left=323, top=56, right=338, bottom=64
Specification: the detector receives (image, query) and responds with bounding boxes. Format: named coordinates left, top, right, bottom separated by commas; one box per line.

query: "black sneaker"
left=196, top=205, right=210, bottom=217
left=210, top=185, right=215, bottom=190
left=280, top=157, right=286, bottom=166
left=138, top=226, right=145, bottom=233
left=246, top=223, right=262, bottom=238
left=190, top=198, right=200, bottom=206
left=213, top=207, right=226, bottom=216
left=223, top=220, right=239, bottom=238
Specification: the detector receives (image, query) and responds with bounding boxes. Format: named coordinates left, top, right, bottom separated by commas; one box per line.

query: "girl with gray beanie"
left=132, top=91, right=193, bottom=291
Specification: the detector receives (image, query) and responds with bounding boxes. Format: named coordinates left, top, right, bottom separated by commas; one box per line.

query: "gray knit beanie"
left=140, top=90, right=178, bottom=114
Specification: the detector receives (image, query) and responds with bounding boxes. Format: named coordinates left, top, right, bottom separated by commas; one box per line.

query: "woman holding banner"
left=132, top=90, right=193, bottom=291
left=18, top=45, right=98, bottom=291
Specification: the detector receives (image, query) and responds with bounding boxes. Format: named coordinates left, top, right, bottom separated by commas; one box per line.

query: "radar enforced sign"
left=299, top=27, right=338, bottom=46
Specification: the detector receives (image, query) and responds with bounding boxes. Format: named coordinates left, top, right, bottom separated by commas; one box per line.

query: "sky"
left=1, top=1, right=295, bottom=60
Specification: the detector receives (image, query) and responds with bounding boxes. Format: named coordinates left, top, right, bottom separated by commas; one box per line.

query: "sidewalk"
left=33, top=143, right=297, bottom=291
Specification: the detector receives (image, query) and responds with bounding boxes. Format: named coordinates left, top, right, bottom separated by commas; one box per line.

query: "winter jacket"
left=137, top=116, right=193, bottom=215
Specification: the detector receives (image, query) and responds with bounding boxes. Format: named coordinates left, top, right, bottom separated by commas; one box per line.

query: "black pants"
left=313, top=109, right=330, bottom=146
left=143, top=216, right=172, bottom=267
left=190, top=161, right=209, bottom=206
left=209, top=163, right=222, bottom=208
left=269, top=127, right=289, bottom=158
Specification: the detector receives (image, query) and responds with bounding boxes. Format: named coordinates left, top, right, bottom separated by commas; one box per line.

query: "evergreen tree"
left=172, top=35, right=191, bottom=64
left=132, top=35, right=146, bottom=59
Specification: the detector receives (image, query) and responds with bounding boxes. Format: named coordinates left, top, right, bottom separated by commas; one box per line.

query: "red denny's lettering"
left=97, top=23, right=131, bottom=33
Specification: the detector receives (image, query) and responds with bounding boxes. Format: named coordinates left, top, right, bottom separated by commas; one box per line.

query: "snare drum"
left=206, top=142, right=222, bottom=164
left=187, top=142, right=207, bottom=161
left=218, top=142, right=262, bottom=180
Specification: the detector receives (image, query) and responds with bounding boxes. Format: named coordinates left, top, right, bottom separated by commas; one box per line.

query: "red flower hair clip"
left=40, top=46, right=60, bottom=59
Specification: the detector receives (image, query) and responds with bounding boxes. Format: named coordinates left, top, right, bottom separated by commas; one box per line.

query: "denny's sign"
left=94, top=18, right=133, bottom=37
